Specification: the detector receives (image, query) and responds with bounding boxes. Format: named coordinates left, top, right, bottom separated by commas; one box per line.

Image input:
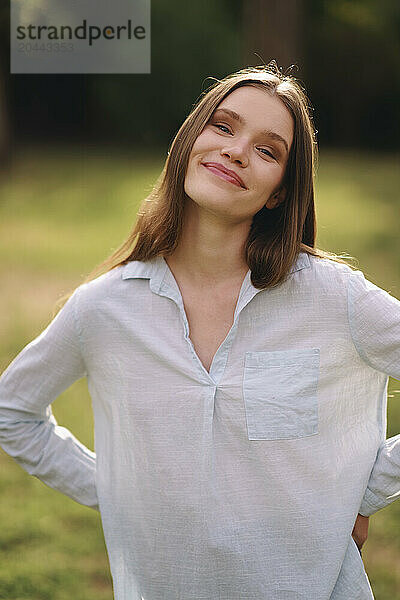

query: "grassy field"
left=0, top=145, right=399, bottom=599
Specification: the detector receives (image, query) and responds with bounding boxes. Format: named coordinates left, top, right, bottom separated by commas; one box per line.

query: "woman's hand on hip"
left=352, top=513, right=370, bottom=553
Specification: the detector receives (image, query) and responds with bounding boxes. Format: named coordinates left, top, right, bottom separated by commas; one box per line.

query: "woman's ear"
left=265, top=187, right=286, bottom=210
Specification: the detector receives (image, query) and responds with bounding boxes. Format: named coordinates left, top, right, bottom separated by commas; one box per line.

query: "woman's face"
left=184, top=85, right=294, bottom=222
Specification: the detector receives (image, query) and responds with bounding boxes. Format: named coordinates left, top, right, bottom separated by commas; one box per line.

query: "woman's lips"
left=202, top=163, right=246, bottom=189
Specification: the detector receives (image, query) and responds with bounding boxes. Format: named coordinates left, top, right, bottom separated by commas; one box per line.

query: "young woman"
left=0, top=63, right=399, bottom=600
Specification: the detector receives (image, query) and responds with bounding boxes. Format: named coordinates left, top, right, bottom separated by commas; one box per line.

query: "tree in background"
left=0, top=2, right=10, bottom=170
left=242, top=0, right=305, bottom=70
left=304, top=0, right=400, bottom=149
left=5, top=0, right=400, bottom=152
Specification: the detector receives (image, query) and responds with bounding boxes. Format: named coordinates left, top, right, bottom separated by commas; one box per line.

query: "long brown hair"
left=55, top=62, right=356, bottom=313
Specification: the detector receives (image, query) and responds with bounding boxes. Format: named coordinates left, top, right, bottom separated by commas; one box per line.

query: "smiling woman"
left=82, top=62, right=347, bottom=290
left=0, top=62, right=399, bottom=600
left=184, top=86, right=293, bottom=222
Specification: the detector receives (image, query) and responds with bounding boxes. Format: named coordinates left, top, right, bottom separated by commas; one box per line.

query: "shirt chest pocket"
left=242, top=349, right=320, bottom=441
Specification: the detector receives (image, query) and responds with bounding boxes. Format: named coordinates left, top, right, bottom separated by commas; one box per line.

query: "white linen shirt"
left=0, top=251, right=400, bottom=600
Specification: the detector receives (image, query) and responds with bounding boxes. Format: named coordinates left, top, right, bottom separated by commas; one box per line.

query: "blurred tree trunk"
left=0, top=60, right=10, bottom=171
left=0, top=3, right=11, bottom=174
left=241, top=0, right=305, bottom=71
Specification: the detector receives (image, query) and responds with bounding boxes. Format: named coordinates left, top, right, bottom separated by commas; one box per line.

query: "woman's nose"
left=220, top=143, right=248, bottom=167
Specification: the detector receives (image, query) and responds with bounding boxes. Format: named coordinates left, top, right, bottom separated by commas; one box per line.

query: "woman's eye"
left=212, top=124, right=276, bottom=160
left=258, top=148, right=275, bottom=159
left=213, top=123, right=231, bottom=134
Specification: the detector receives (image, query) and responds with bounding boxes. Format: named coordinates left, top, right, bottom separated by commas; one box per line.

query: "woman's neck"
left=165, top=201, right=251, bottom=286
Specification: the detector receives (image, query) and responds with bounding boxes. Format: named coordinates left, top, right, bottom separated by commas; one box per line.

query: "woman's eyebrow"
left=212, top=108, right=289, bottom=156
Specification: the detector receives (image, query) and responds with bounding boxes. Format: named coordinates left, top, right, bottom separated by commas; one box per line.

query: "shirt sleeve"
left=347, top=268, right=400, bottom=517
left=0, top=286, right=99, bottom=511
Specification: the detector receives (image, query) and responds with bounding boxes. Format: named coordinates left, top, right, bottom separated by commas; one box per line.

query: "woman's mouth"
left=202, top=163, right=247, bottom=189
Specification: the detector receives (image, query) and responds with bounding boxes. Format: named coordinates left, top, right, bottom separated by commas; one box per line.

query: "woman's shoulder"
left=303, top=252, right=363, bottom=291
left=73, top=264, right=129, bottom=305
left=74, top=259, right=158, bottom=306
left=306, top=252, right=356, bottom=274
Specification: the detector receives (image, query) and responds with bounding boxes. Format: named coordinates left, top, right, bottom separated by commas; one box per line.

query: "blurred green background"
left=0, top=0, right=400, bottom=598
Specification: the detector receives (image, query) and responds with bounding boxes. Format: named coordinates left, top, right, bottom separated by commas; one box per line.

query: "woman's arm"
left=0, top=286, right=99, bottom=511
left=347, top=268, right=400, bottom=517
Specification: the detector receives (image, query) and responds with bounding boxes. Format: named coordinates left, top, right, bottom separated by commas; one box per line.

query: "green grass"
left=0, top=145, right=399, bottom=598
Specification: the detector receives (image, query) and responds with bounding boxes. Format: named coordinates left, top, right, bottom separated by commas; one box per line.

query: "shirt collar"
left=120, top=251, right=311, bottom=285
